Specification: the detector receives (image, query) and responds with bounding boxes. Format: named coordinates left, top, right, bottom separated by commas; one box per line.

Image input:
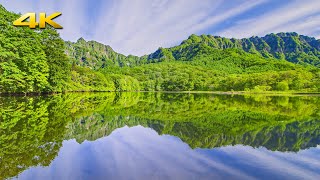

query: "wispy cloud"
left=93, top=0, right=267, bottom=55
left=219, top=0, right=320, bottom=38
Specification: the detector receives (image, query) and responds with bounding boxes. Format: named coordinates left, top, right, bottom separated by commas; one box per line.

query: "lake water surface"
left=1, top=93, right=320, bottom=180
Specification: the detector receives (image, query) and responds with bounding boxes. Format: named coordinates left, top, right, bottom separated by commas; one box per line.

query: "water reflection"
left=0, top=93, right=319, bottom=179
left=15, top=126, right=320, bottom=180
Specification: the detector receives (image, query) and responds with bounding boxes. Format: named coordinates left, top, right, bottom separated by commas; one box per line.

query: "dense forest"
left=1, top=5, right=320, bottom=94
left=1, top=92, right=320, bottom=179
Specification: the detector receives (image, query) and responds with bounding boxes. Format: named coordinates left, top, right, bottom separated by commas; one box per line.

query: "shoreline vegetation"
left=0, top=90, right=319, bottom=97
left=0, top=5, right=319, bottom=95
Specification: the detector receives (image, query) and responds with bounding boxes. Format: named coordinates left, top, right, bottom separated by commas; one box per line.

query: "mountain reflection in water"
left=1, top=92, right=320, bottom=179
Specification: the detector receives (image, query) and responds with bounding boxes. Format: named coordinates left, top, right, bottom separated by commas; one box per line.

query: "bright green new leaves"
left=0, top=25, right=49, bottom=93
left=40, top=29, right=71, bottom=92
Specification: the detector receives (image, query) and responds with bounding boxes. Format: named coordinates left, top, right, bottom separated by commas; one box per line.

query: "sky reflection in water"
left=16, top=126, right=320, bottom=180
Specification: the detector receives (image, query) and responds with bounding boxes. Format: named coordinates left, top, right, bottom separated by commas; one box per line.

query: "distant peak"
left=77, top=37, right=86, bottom=43
left=275, top=32, right=298, bottom=37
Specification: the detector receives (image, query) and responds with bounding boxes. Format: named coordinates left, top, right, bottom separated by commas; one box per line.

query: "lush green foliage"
left=0, top=6, right=49, bottom=93
left=116, top=49, right=319, bottom=91
left=41, top=29, right=71, bottom=92
left=0, top=6, right=71, bottom=93
left=67, top=35, right=320, bottom=93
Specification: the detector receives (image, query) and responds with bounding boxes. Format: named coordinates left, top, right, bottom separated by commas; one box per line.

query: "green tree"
left=40, top=29, right=71, bottom=92
left=276, top=81, right=289, bottom=91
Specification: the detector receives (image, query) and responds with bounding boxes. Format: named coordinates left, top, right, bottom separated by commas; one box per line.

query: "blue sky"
left=1, top=0, right=320, bottom=55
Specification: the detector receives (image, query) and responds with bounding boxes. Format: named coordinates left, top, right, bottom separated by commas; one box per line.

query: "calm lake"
left=1, top=92, right=320, bottom=180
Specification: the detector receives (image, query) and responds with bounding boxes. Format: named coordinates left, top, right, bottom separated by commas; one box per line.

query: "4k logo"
left=13, top=13, right=63, bottom=29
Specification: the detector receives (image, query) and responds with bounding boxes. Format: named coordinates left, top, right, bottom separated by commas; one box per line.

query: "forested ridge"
left=1, top=5, right=320, bottom=94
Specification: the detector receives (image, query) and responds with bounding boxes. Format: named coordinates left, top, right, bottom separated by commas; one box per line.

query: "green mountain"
left=65, top=38, right=144, bottom=69
left=0, top=4, right=319, bottom=94
left=65, top=37, right=320, bottom=92
left=66, top=33, right=320, bottom=69
left=175, top=33, right=320, bottom=67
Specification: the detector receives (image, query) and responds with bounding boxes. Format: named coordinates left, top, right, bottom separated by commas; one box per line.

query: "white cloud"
left=271, top=15, right=320, bottom=36
left=219, top=0, right=320, bottom=38
left=93, top=0, right=220, bottom=55
left=56, top=0, right=88, bottom=41
left=93, top=0, right=267, bottom=55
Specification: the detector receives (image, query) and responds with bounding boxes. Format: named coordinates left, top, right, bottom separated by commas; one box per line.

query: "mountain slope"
left=66, top=33, right=320, bottom=69
left=65, top=38, right=146, bottom=69
left=167, top=32, right=320, bottom=67
left=64, top=33, right=320, bottom=92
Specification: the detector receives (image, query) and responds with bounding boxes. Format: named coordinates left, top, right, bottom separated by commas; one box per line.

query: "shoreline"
left=0, top=90, right=319, bottom=97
